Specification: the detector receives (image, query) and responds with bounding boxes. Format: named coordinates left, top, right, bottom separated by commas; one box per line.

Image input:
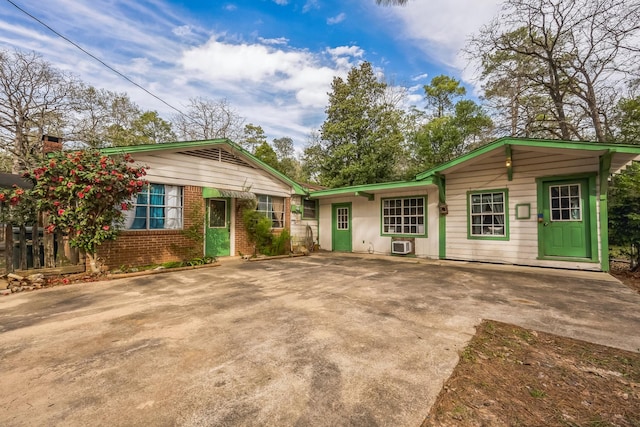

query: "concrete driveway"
left=1, top=253, right=639, bottom=427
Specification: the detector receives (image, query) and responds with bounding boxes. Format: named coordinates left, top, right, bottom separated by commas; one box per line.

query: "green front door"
left=332, top=203, right=352, bottom=252
left=206, top=198, right=230, bottom=257
left=541, top=179, right=590, bottom=258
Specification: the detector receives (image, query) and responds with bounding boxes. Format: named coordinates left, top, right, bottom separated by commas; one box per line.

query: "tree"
left=127, top=111, right=176, bottom=145
left=615, top=97, right=640, bottom=143
left=25, top=150, right=147, bottom=273
left=173, top=97, right=245, bottom=142
left=272, top=137, right=295, bottom=160
left=412, top=76, right=493, bottom=170
left=241, top=124, right=267, bottom=154
left=271, top=137, right=303, bottom=181
left=254, top=141, right=279, bottom=169
left=469, top=0, right=640, bottom=142
left=424, top=75, right=467, bottom=118
left=301, top=131, right=324, bottom=184
left=69, top=86, right=175, bottom=148
left=609, top=161, right=640, bottom=269
left=318, top=62, right=404, bottom=187
left=0, top=49, right=76, bottom=172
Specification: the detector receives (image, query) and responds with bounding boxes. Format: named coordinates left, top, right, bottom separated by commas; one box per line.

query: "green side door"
left=332, top=203, right=352, bottom=252
left=206, top=198, right=231, bottom=257
left=541, top=179, right=590, bottom=258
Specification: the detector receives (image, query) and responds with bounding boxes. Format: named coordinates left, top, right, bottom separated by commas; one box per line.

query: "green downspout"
left=435, top=173, right=446, bottom=259
left=599, top=151, right=613, bottom=272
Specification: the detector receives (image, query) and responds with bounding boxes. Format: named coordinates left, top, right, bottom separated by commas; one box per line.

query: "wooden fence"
left=1, top=222, right=85, bottom=276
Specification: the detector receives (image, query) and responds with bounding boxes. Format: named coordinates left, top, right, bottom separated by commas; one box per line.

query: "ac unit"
left=391, top=240, right=412, bottom=255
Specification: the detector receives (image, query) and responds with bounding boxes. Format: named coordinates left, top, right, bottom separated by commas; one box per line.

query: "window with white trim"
left=382, top=196, right=426, bottom=235
left=257, top=194, right=285, bottom=228
left=550, top=184, right=581, bottom=221
left=125, top=184, right=183, bottom=230
left=469, top=191, right=506, bottom=237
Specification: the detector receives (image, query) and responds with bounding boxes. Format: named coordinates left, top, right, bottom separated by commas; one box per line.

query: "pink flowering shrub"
left=3, top=149, right=149, bottom=273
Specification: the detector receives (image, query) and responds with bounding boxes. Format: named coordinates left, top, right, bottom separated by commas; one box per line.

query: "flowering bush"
left=18, top=149, right=148, bottom=273
left=0, top=186, right=37, bottom=226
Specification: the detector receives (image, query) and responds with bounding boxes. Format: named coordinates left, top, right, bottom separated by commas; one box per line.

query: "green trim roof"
left=308, top=137, right=640, bottom=198
left=415, top=137, right=640, bottom=180
left=100, top=139, right=307, bottom=195
left=309, top=178, right=434, bottom=198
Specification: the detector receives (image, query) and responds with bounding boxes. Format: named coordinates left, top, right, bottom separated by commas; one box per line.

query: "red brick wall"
left=97, top=186, right=204, bottom=270
left=234, top=200, right=253, bottom=256
left=97, top=188, right=292, bottom=269
left=234, top=197, right=291, bottom=256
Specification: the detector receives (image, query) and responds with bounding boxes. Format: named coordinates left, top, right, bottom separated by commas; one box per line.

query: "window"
left=257, top=195, right=285, bottom=228
left=550, top=184, right=581, bottom=221
left=468, top=190, right=508, bottom=238
left=126, top=184, right=183, bottom=230
left=336, top=207, right=349, bottom=230
left=302, top=199, right=317, bottom=219
left=382, top=196, right=426, bottom=236
left=209, top=199, right=227, bottom=228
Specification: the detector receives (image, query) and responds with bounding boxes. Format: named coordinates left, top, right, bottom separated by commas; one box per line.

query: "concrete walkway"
left=1, top=253, right=639, bottom=426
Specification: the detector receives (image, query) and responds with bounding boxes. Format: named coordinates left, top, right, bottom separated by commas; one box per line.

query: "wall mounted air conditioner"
left=391, top=240, right=412, bottom=255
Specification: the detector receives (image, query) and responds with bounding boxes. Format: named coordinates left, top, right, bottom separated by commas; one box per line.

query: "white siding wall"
left=290, top=195, right=319, bottom=249
left=134, top=152, right=292, bottom=197
left=318, top=186, right=439, bottom=258
left=444, top=148, right=602, bottom=270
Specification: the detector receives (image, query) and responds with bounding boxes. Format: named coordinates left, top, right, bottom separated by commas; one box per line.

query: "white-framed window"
left=469, top=190, right=508, bottom=238
left=336, top=207, right=349, bottom=230
left=382, top=196, right=426, bottom=236
left=257, top=194, right=285, bottom=228
left=550, top=184, right=581, bottom=221
left=125, top=184, right=183, bottom=230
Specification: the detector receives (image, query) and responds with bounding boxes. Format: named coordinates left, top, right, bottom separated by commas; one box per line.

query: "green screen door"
left=206, top=198, right=230, bottom=257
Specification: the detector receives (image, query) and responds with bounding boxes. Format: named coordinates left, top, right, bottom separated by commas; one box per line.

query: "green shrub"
left=270, top=229, right=291, bottom=256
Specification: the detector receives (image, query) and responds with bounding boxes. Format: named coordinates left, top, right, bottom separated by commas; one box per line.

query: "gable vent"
left=178, top=148, right=254, bottom=168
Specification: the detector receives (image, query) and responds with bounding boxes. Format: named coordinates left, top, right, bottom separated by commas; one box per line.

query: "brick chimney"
left=42, top=135, right=63, bottom=154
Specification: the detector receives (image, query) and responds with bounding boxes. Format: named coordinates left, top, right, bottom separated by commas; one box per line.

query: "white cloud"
left=179, top=36, right=358, bottom=112
left=224, top=4, right=237, bottom=11
left=272, top=0, right=289, bottom=5
left=380, top=0, right=501, bottom=71
left=172, top=25, right=193, bottom=37
left=258, top=36, right=289, bottom=45
left=327, top=13, right=346, bottom=25
left=326, top=45, right=364, bottom=58
left=412, top=73, right=429, bottom=82
left=302, top=0, right=320, bottom=13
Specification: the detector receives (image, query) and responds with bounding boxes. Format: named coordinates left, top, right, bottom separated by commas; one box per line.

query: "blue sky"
left=0, top=0, right=502, bottom=149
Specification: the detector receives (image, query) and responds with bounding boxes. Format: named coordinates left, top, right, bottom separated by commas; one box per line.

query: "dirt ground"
left=424, top=283, right=640, bottom=427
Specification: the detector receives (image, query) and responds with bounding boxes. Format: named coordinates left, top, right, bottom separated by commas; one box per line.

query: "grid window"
left=127, top=184, right=183, bottom=230
left=337, top=207, right=349, bottom=230
left=469, top=191, right=506, bottom=237
left=257, top=195, right=285, bottom=228
left=382, top=197, right=425, bottom=235
left=550, top=184, right=581, bottom=221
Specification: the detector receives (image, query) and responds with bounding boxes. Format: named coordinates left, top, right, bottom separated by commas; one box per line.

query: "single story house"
left=98, top=139, right=319, bottom=269
left=309, top=137, right=640, bottom=272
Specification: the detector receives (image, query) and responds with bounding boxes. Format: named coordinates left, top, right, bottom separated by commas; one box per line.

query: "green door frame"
left=331, top=202, right=352, bottom=252
left=205, top=198, right=231, bottom=257
left=536, top=173, right=598, bottom=263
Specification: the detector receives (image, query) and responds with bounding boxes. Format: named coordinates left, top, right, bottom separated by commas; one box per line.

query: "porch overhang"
left=309, top=178, right=435, bottom=200
left=202, top=187, right=256, bottom=200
